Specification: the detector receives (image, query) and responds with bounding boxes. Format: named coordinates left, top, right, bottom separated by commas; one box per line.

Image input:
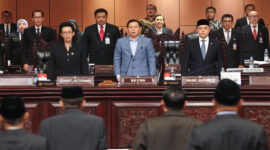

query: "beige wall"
left=0, top=0, right=269, bottom=33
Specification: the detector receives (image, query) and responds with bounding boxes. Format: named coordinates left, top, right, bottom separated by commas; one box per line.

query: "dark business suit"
left=8, top=32, right=23, bottom=65
left=83, top=23, right=120, bottom=65
left=0, top=129, right=48, bottom=150
left=181, top=37, right=224, bottom=75
left=23, top=26, right=53, bottom=65
left=211, top=28, right=243, bottom=68
left=47, top=41, right=89, bottom=80
left=189, top=114, right=268, bottom=150
left=39, top=108, right=107, bottom=150
left=0, top=23, right=17, bottom=35
left=133, top=111, right=202, bottom=150
left=235, top=16, right=265, bottom=29
left=151, top=26, right=173, bottom=35
left=0, top=45, right=4, bottom=70
left=241, top=24, right=269, bottom=60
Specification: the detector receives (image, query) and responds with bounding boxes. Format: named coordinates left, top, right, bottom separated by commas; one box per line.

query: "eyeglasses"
left=33, top=16, right=43, bottom=19
left=61, top=31, right=73, bottom=35
left=222, top=20, right=233, bottom=23
left=249, top=15, right=259, bottom=18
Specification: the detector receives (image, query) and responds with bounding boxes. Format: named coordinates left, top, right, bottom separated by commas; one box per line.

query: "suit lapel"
left=95, top=24, right=102, bottom=42
left=134, top=36, right=142, bottom=58
left=30, top=26, right=37, bottom=39
left=125, top=36, right=133, bottom=56
left=205, top=38, right=214, bottom=60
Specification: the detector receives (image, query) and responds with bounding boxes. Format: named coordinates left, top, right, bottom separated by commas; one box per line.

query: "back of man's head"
left=163, top=86, right=186, bottom=110
left=61, top=86, right=84, bottom=108
left=214, top=79, right=241, bottom=106
left=1, top=95, right=25, bottom=125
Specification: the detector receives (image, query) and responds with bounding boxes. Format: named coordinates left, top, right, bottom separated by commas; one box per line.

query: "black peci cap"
left=1, top=96, right=25, bottom=119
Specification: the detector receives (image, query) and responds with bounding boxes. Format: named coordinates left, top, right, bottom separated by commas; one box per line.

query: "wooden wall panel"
left=82, top=0, right=115, bottom=32
left=148, top=0, right=180, bottom=34
left=17, top=0, right=50, bottom=27
left=115, top=0, right=146, bottom=27
left=0, top=0, right=16, bottom=23
left=180, top=25, right=196, bottom=34
left=180, top=0, right=211, bottom=26
left=212, top=0, right=244, bottom=26
left=50, top=0, right=82, bottom=32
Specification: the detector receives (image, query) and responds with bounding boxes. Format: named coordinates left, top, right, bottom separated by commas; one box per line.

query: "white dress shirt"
left=35, top=25, right=42, bottom=34
left=155, top=27, right=162, bottom=35
left=199, top=36, right=209, bottom=54
left=97, top=24, right=106, bottom=34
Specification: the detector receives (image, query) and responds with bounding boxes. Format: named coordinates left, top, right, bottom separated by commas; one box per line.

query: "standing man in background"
left=83, top=8, right=120, bottom=65
left=0, top=11, right=17, bottom=36
left=206, top=7, right=222, bottom=32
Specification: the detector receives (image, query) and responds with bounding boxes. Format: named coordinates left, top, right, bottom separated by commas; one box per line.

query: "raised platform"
left=0, top=85, right=269, bottom=148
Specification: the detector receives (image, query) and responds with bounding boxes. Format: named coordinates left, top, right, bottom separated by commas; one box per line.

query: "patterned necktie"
left=100, top=25, right=104, bottom=42
left=253, top=26, right=257, bottom=40
left=5, top=25, right=9, bottom=35
left=226, top=30, right=230, bottom=45
left=37, top=28, right=41, bottom=35
left=201, top=40, right=206, bottom=60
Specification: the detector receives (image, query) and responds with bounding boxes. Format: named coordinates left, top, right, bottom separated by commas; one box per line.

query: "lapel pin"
left=71, top=52, right=74, bottom=55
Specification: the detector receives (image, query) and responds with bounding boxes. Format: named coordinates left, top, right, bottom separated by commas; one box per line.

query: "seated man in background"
left=189, top=79, right=268, bottom=150
left=133, top=86, right=202, bottom=150
left=114, top=19, right=156, bottom=82
left=39, top=86, right=107, bottom=150
left=152, top=14, right=173, bottom=35
left=0, top=96, right=48, bottom=150
left=181, top=19, right=224, bottom=75
left=211, top=14, right=244, bottom=68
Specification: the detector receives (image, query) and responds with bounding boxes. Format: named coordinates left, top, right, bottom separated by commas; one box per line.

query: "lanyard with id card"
left=233, top=38, right=237, bottom=51
left=105, top=33, right=110, bottom=45
left=259, top=33, right=263, bottom=44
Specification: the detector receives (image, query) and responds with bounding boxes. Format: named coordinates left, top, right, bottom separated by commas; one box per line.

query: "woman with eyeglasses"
left=47, top=22, right=89, bottom=80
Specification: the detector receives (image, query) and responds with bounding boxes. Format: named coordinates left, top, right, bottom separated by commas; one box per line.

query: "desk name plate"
left=182, top=76, right=219, bottom=86
left=57, top=76, right=94, bottom=87
left=120, top=76, right=157, bottom=86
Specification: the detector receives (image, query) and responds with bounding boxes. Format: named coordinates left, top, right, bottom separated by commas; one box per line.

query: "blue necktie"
left=201, top=40, right=206, bottom=60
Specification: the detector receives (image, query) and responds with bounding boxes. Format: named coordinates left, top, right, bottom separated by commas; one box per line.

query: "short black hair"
left=94, top=8, right=108, bottom=17
left=222, top=14, right=234, bottom=21
left=146, top=4, right=157, bottom=10
left=32, top=10, right=44, bottom=18
left=1, top=95, right=26, bottom=125
left=153, top=14, right=165, bottom=21
left=245, top=4, right=255, bottom=10
left=163, top=86, right=186, bottom=110
left=2, top=10, right=12, bottom=17
left=127, top=19, right=142, bottom=27
left=206, top=7, right=216, bottom=13
left=58, top=21, right=76, bottom=41
left=214, top=79, right=241, bottom=106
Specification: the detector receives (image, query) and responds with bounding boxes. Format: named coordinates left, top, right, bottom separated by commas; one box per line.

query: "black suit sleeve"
left=188, top=127, right=202, bottom=150
left=217, top=40, right=224, bottom=69
left=0, top=46, right=3, bottom=70
left=82, top=28, right=90, bottom=56
left=259, top=18, right=265, bottom=26
left=22, top=29, right=30, bottom=65
left=234, top=19, right=241, bottom=29
left=47, top=45, right=56, bottom=80
left=181, top=41, right=191, bottom=75
left=263, top=27, right=269, bottom=50
left=133, top=121, right=147, bottom=150
left=256, top=126, right=269, bottom=150
left=80, top=46, right=89, bottom=75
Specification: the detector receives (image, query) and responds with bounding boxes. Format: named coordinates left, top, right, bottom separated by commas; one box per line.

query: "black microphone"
left=124, top=55, right=133, bottom=76
left=186, top=61, right=219, bottom=75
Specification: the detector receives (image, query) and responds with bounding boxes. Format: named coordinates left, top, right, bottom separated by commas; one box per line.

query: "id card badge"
left=233, top=43, right=237, bottom=51
left=259, top=37, right=263, bottom=43
left=105, top=37, right=110, bottom=45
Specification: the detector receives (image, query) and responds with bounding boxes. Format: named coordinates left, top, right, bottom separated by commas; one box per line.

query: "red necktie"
left=100, top=25, right=104, bottom=42
left=253, top=26, right=257, bottom=40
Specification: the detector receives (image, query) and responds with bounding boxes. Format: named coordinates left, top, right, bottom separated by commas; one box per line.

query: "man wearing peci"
left=83, top=8, right=120, bottom=65
left=114, top=19, right=156, bottom=82
left=181, top=19, right=224, bottom=75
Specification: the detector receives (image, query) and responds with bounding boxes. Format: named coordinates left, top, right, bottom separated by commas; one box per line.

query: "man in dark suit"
left=211, top=14, right=243, bottom=68
left=241, top=11, right=269, bottom=61
left=83, top=8, right=120, bottom=65
left=39, top=86, right=107, bottom=150
left=0, top=95, right=48, bottom=150
left=152, top=14, right=173, bottom=35
left=0, top=11, right=17, bottom=36
left=0, top=45, right=3, bottom=71
left=133, top=86, right=201, bottom=150
left=23, top=10, right=54, bottom=71
left=181, top=19, right=224, bottom=75
left=235, top=4, right=265, bottom=29
left=189, top=79, right=268, bottom=150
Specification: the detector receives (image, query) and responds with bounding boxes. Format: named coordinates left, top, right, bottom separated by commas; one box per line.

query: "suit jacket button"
left=133, top=67, right=135, bottom=69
